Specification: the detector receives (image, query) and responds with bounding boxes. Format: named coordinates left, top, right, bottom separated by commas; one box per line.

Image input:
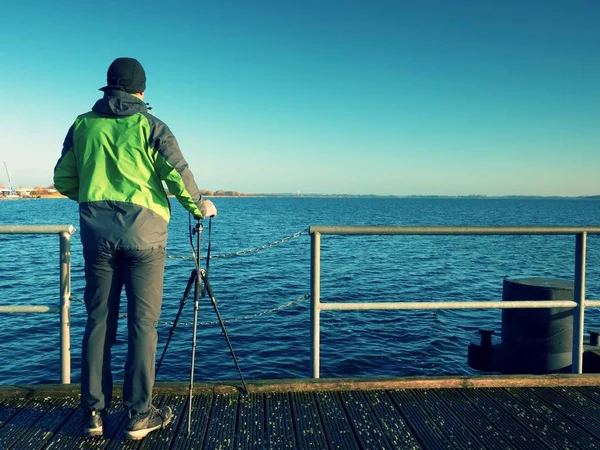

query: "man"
left=54, top=57, right=216, bottom=440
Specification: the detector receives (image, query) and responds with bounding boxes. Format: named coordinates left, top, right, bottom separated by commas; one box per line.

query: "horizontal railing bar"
left=319, top=300, right=579, bottom=311
left=0, top=305, right=60, bottom=314
left=586, top=300, right=600, bottom=307
left=0, top=225, right=76, bottom=235
left=309, top=226, right=600, bottom=236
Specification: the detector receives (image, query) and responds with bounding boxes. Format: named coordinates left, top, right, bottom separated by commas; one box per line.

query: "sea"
left=1, top=196, right=600, bottom=385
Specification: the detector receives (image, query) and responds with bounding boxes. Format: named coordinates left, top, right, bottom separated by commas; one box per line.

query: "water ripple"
left=1, top=197, right=600, bottom=384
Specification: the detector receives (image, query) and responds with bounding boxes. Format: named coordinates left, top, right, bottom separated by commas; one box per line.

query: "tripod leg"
left=156, top=269, right=196, bottom=377
left=188, top=268, right=200, bottom=435
left=200, top=270, right=249, bottom=394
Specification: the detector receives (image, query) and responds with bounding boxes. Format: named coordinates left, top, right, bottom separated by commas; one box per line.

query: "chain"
left=70, top=293, right=310, bottom=326
left=69, top=229, right=310, bottom=324
left=166, top=229, right=308, bottom=261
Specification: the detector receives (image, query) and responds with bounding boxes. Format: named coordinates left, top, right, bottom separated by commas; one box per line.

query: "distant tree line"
left=200, top=189, right=248, bottom=197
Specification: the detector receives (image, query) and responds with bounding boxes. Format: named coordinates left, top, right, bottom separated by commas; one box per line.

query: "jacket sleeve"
left=53, top=126, right=80, bottom=202
left=148, top=117, right=207, bottom=218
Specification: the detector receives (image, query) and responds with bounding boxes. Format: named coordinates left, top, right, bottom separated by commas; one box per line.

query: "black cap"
left=99, top=57, right=146, bottom=94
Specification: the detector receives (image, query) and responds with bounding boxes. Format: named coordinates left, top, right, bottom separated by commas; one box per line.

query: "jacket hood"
left=92, top=89, right=148, bottom=117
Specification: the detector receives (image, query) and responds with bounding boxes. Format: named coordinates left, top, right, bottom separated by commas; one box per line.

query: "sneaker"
left=83, top=409, right=105, bottom=437
left=124, top=405, right=173, bottom=440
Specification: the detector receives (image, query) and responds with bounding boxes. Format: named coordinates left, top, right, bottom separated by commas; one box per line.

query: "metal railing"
left=0, top=225, right=75, bottom=384
left=3, top=224, right=600, bottom=384
left=309, top=226, right=600, bottom=378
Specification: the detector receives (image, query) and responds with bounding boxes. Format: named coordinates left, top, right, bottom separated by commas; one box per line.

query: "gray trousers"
left=81, top=246, right=166, bottom=414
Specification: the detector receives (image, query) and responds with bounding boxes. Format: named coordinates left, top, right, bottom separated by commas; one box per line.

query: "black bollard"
left=501, top=277, right=574, bottom=374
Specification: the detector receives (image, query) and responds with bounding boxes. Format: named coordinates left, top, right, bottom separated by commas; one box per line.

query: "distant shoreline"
left=5, top=185, right=599, bottom=200
left=200, top=194, right=600, bottom=200
left=8, top=193, right=600, bottom=200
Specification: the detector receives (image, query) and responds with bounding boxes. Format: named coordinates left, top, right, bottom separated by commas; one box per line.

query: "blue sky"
left=0, top=0, right=598, bottom=196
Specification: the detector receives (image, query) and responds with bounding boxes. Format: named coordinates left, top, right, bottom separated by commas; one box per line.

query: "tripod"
left=156, top=218, right=248, bottom=435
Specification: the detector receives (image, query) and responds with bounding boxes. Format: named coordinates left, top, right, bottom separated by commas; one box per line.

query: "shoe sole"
left=124, top=415, right=173, bottom=440
left=83, top=427, right=103, bottom=437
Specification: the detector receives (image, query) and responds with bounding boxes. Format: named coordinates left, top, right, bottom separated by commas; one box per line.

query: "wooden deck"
left=1, top=376, right=600, bottom=449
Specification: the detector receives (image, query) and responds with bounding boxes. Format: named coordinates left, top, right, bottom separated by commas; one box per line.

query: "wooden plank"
left=437, top=388, right=517, bottom=450
left=0, top=398, right=49, bottom=448
left=575, top=386, right=600, bottom=404
left=388, top=389, right=452, bottom=450
left=290, top=392, right=328, bottom=449
left=0, top=384, right=81, bottom=399
left=483, top=388, right=574, bottom=449
left=532, top=387, right=600, bottom=439
left=170, top=394, right=213, bottom=450
left=461, top=388, right=545, bottom=450
left=314, top=391, right=359, bottom=449
left=3, top=385, right=600, bottom=449
left=415, top=389, right=484, bottom=448
left=42, top=404, right=85, bottom=449
left=4, top=374, right=600, bottom=399
left=235, top=393, right=265, bottom=450
left=359, top=390, right=420, bottom=450
left=504, top=387, right=599, bottom=450
left=9, top=397, right=78, bottom=450
left=411, top=389, right=484, bottom=449
left=150, top=373, right=600, bottom=391
left=204, top=393, right=238, bottom=450
left=0, top=397, right=31, bottom=430
left=45, top=398, right=128, bottom=450
left=265, top=392, right=296, bottom=449
left=340, top=390, right=395, bottom=449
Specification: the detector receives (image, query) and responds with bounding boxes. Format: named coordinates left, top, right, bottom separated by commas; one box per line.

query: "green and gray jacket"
left=54, top=89, right=207, bottom=249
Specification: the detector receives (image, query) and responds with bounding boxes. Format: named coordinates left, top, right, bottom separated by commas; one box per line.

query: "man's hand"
left=202, top=199, right=217, bottom=218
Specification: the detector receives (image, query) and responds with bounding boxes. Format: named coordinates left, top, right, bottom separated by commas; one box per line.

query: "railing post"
left=571, top=232, right=586, bottom=374
left=310, top=231, right=321, bottom=378
left=59, top=231, right=72, bottom=384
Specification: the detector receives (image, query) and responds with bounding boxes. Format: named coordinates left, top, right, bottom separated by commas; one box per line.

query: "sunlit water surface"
left=1, top=197, right=600, bottom=384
